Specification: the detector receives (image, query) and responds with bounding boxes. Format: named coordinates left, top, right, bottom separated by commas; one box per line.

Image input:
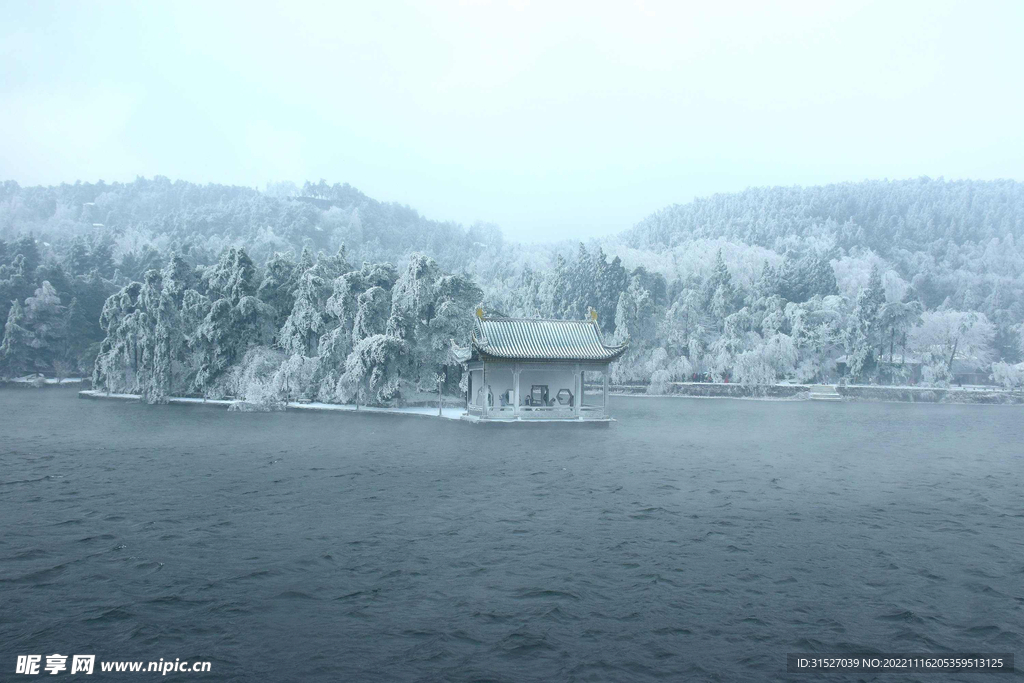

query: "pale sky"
left=2, top=0, right=1022, bottom=242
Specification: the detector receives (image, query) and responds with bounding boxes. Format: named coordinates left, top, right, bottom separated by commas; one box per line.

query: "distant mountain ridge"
left=625, top=178, right=1024, bottom=256
left=0, top=177, right=502, bottom=277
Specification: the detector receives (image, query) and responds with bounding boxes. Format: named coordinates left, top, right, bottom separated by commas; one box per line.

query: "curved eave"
left=472, top=340, right=629, bottom=363
left=449, top=339, right=473, bottom=364
left=471, top=316, right=629, bottom=363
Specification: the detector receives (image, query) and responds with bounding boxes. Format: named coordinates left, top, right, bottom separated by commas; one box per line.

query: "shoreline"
left=6, top=376, right=1018, bottom=408
left=72, top=385, right=1024, bottom=414
left=2, top=377, right=88, bottom=387
left=608, top=382, right=1024, bottom=405
left=77, top=390, right=467, bottom=420
left=75, top=391, right=612, bottom=423
left=0, top=380, right=1016, bottom=408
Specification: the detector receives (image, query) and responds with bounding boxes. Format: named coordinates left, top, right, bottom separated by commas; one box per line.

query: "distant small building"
left=453, top=309, right=628, bottom=422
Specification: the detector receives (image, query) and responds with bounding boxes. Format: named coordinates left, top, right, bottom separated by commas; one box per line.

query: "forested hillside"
left=2, top=176, right=1023, bottom=402
left=602, top=178, right=1024, bottom=389
left=628, top=179, right=1024, bottom=254
left=0, top=177, right=502, bottom=277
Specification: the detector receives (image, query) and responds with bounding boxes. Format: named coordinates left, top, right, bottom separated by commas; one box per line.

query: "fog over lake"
left=2, top=389, right=1020, bottom=681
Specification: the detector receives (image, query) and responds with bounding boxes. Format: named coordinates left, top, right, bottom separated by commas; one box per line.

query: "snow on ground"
left=78, top=390, right=466, bottom=419
left=288, top=401, right=465, bottom=420
left=630, top=380, right=1014, bottom=393
left=611, top=392, right=807, bottom=402
left=9, top=376, right=86, bottom=385
left=167, top=396, right=235, bottom=406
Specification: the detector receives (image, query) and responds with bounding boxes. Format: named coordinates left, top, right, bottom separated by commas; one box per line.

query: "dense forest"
left=2, top=176, right=1023, bottom=403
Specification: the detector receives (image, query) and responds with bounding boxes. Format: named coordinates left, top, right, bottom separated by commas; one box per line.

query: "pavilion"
left=453, top=309, right=628, bottom=422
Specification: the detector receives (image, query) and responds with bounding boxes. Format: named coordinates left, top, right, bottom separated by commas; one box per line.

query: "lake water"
left=1, top=389, right=1021, bottom=681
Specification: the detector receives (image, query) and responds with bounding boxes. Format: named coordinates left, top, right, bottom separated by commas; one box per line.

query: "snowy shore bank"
left=77, top=389, right=466, bottom=419
left=3, top=376, right=88, bottom=387
left=610, top=382, right=1024, bottom=404
left=76, top=391, right=607, bottom=422
left=75, top=386, right=1024, bottom=414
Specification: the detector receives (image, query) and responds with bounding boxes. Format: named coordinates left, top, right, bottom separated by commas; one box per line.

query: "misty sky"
left=2, top=1, right=1022, bottom=242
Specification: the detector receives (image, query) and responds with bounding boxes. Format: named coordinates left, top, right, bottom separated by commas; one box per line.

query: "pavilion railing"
left=464, top=405, right=607, bottom=419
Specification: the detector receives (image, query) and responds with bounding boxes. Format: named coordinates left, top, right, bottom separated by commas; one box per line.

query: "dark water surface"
left=1, top=389, right=1022, bottom=681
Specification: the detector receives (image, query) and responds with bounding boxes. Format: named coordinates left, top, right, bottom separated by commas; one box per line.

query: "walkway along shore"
left=72, top=385, right=1024, bottom=412
left=607, top=382, right=1024, bottom=405
left=75, top=390, right=615, bottom=423
left=77, top=390, right=466, bottom=420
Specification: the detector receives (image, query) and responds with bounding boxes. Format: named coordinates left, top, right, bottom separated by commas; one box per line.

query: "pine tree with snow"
left=338, top=333, right=406, bottom=406
left=0, top=254, right=31, bottom=324
left=389, top=254, right=441, bottom=343
left=810, top=254, right=839, bottom=298
left=753, top=260, right=780, bottom=301
left=23, top=281, right=66, bottom=372
left=596, top=253, right=628, bottom=334
left=614, top=276, right=654, bottom=344
left=310, top=326, right=352, bottom=400
left=187, top=298, right=235, bottom=396
left=296, top=246, right=315, bottom=277
left=204, top=248, right=258, bottom=305
left=258, top=252, right=297, bottom=332
left=848, top=264, right=887, bottom=377
left=325, top=271, right=362, bottom=336
left=317, top=244, right=351, bottom=281
left=417, top=272, right=481, bottom=391
left=279, top=270, right=329, bottom=357
left=547, top=254, right=572, bottom=318
left=352, top=286, right=391, bottom=342
left=93, top=281, right=153, bottom=394
left=179, top=289, right=211, bottom=394
left=0, top=299, right=32, bottom=378
left=147, top=290, right=178, bottom=403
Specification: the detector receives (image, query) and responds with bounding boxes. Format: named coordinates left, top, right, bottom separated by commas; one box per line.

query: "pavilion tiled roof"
left=466, top=315, right=629, bottom=362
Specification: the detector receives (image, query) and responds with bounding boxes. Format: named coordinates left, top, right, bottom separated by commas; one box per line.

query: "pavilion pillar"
left=603, top=371, right=609, bottom=416
left=574, top=363, right=582, bottom=418
left=513, top=363, right=521, bottom=418
left=481, top=361, right=488, bottom=418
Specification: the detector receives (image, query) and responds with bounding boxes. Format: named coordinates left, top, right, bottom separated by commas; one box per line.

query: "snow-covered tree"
left=23, top=281, right=65, bottom=372
left=353, top=286, right=391, bottom=342
left=279, top=270, right=329, bottom=357
left=189, top=298, right=234, bottom=396
left=614, top=276, right=654, bottom=344
left=911, top=310, right=995, bottom=378
left=338, top=334, right=406, bottom=406
left=991, top=361, right=1024, bottom=390
left=878, top=299, right=923, bottom=365
left=0, top=299, right=32, bottom=378
left=258, top=252, right=297, bottom=332
left=273, top=352, right=317, bottom=402
left=230, top=346, right=287, bottom=409
left=732, top=333, right=798, bottom=387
